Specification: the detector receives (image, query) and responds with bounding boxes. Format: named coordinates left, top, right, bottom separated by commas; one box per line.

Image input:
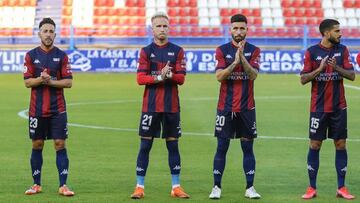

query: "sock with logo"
left=241, top=140, right=256, bottom=189
left=136, top=138, right=153, bottom=187
left=166, top=140, right=181, bottom=187
left=56, top=148, right=69, bottom=187
left=213, top=137, right=230, bottom=188
left=30, top=149, right=43, bottom=185
left=335, top=149, right=347, bottom=189
left=307, top=148, right=320, bottom=189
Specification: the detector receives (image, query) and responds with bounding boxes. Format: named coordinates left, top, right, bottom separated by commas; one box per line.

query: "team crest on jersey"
left=244, top=52, right=251, bottom=56
left=333, top=53, right=341, bottom=57
left=53, top=58, right=60, bottom=62
left=168, top=52, right=174, bottom=56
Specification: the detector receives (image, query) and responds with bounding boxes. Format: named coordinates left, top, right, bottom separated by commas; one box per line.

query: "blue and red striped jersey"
left=23, top=46, right=72, bottom=117
left=301, top=43, right=353, bottom=112
left=137, top=42, right=186, bottom=113
left=215, top=41, right=261, bottom=112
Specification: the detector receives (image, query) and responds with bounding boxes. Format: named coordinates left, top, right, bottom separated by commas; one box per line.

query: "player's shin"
left=213, top=137, right=230, bottom=188
left=136, top=138, right=153, bottom=187
left=335, top=149, right=347, bottom=188
left=307, top=148, right=320, bottom=189
left=56, top=148, right=69, bottom=187
left=31, top=149, right=43, bottom=185
left=241, top=140, right=255, bottom=189
left=166, top=140, right=181, bottom=187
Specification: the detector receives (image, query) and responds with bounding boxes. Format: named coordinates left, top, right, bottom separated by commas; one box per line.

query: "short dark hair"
left=230, top=14, right=247, bottom=24
left=39, top=17, right=56, bottom=29
left=319, top=19, right=339, bottom=36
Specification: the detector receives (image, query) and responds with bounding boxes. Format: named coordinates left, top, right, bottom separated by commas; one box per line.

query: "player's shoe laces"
left=25, top=184, right=42, bottom=195
left=337, top=186, right=355, bottom=200
left=302, top=186, right=317, bottom=199
left=245, top=186, right=261, bottom=199
left=209, top=185, right=221, bottom=199
left=58, top=185, right=75, bottom=196
left=171, top=186, right=190, bottom=198
left=130, top=186, right=144, bottom=199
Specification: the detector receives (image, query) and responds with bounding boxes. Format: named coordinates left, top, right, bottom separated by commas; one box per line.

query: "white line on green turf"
left=344, top=84, right=360, bottom=90
left=17, top=108, right=360, bottom=142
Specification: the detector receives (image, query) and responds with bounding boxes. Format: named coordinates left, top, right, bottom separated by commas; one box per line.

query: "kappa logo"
left=213, top=170, right=222, bottom=175
left=60, top=169, right=69, bottom=175
left=173, top=165, right=181, bottom=170
left=246, top=170, right=255, bottom=175
left=53, top=58, right=60, bottom=62
left=307, top=165, right=315, bottom=171
left=136, top=167, right=144, bottom=172
left=33, top=169, right=41, bottom=176
left=244, top=52, right=251, bottom=56
left=168, top=52, right=174, bottom=56
left=150, top=53, right=156, bottom=58
left=34, top=59, right=40, bottom=64
left=225, top=54, right=232, bottom=59
left=341, top=166, right=347, bottom=172
left=316, top=56, right=322, bottom=60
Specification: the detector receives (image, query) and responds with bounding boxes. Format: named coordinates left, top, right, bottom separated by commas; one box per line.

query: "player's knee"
left=166, top=139, right=179, bottom=152
left=32, top=140, right=44, bottom=150
left=216, top=137, right=230, bottom=154
left=139, top=138, right=153, bottom=153
left=241, top=140, right=254, bottom=153
left=309, top=141, right=322, bottom=150
left=334, top=140, right=346, bottom=150
left=54, top=140, right=66, bottom=151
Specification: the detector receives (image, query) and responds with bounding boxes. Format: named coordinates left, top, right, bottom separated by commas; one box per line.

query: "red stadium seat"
left=168, top=0, right=178, bottom=7
left=292, top=0, right=302, bottom=7
left=343, top=0, right=353, bottom=8
left=306, top=18, right=317, bottom=25
left=285, top=18, right=296, bottom=25
left=63, top=0, right=72, bottom=6
left=252, top=9, right=261, bottom=17
left=189, top=7, right=198, bottom=16
left=303, top=0, right=314, bottom=8
left=304, top=8, right=314, bottom=17
left=314, top=8, right=323, bottom=17
left=283, top=8, right=293, bottom=17
left=252, top=17, right=262, bottom=25
left=240, top=9, right=250, bottom=16
left=295, top=18, right=305, bottom=25
left=281, top=0, right=291, bottom=8
left=168, top=8, right=178, bottom=16
left=188, top=0, right=197, bottom=7
left=137, top=0, right=145, bottom=7
left=276, top=28, right=287, bottom=37
left=221, top=17, right=230, bottom=24
left=125, top=0, right=136, bottom=7
left=354, top=0, right=360, bottom=7
left=62, top=7, right=72, bottom=16
left=189, top=17, right=198, bottom=25
left=179, top=8, right=189, bottom=16
left=294, top=9, right=304, bottom=17
left=169, top=18, right=179, bottom=25
left=179, top=17, right=190, bottom=25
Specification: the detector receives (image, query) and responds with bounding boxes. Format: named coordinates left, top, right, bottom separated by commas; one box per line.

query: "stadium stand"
left=0, top=0, right=360, bottom=44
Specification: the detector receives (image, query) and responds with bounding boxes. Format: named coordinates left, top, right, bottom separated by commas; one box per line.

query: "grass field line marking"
left=344, top=84, right=360, bottom=91
left=17, top=110, right=360, bottom=142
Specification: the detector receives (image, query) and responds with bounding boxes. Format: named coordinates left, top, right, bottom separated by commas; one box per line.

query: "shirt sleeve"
left=249, top=47, right=261, bottom=70
left=301, top=50, right=312, bottom=74
left=343, top=47, right=354, bottom=70
left=61, top=54, right=73, bottom=79
left=171, top=48, right=186, bottom=85
left=137, top=48, right=155, bottom=85
left=215, top=47, right=226, bottom=70
left=23, top=53, right=35, bottom=79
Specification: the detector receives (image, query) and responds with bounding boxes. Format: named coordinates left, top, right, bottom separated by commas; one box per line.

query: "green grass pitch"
left=0, top=73, right=359, bottom=202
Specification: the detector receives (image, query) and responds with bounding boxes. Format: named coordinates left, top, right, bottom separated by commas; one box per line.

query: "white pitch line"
left=17, top=96, right=360, bottom=142
left=345, top=84, right=360, bottom=91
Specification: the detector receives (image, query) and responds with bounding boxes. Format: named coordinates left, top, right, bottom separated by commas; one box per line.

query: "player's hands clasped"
left=40, top=69, right=51, bottom=84
left=162, top=61, right=173, bottom=79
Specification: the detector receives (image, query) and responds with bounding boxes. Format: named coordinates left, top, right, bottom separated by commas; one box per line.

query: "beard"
left=232, top=34, right=246, bottom=43
left=41, top=37, right=53, bottom=48
left=328, top=36, right=340, bottom=45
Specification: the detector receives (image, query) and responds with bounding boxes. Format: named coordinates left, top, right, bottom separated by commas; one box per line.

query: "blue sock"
left=136, top=138, right=153, bottom=186
left=213, top=137, right=230, bottom=188
left=166, top=140, right=181, bottom=187
left=335, top=149, right=347, bottom=189
left=307, top=148, right=320, bottom=189
left=30, top=149, right=43, bottom=185
left=241, top=140, right=256, bottom=189
left=56, top=148, right=69, bottom=187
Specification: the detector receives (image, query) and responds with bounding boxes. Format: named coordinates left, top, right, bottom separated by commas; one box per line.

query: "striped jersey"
left=23, top=46, right=72, bottom=117
left=137, top=42, right=186, bottom=113
left=301, top=43, right=353, bottom=112
left=215, top=41, right=261, bottom=112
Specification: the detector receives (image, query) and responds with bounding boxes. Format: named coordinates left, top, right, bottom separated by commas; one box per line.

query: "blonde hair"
left=151, top=11, right=169, bottom=23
